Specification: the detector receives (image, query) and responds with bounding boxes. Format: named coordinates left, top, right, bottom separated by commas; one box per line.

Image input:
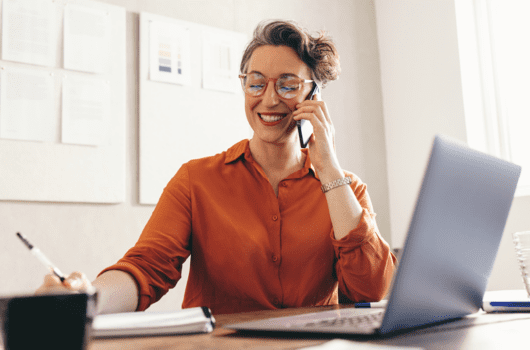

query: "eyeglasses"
left=238, top=72, right=314, bottom=99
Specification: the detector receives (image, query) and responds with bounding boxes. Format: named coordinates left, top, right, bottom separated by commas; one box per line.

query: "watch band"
left=321, top=177, right=352, bottom=193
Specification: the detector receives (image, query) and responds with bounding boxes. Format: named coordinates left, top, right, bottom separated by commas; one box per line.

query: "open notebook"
left=92, top=306, right=215, bottom=338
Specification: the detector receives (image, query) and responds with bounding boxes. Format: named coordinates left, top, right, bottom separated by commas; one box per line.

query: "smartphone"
left=297, top=83, right=320, bottom=148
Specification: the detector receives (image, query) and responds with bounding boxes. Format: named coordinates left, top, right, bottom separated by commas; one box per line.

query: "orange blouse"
left=100, top=140, right=396, bottom=314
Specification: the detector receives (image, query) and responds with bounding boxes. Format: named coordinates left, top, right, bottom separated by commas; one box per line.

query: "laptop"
left=226, top=135, right=522, bottom=336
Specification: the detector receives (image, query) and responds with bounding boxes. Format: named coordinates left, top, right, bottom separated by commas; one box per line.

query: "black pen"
left=16, top=232, right=66, bottom=282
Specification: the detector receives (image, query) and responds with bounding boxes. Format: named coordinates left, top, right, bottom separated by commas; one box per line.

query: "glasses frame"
left=238, top=73, right=314, bottom=100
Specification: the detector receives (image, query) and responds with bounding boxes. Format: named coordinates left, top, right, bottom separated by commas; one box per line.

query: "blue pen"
left=354, top=300, right=388, bottom=308
left=483, top=301, right=530, bottom=312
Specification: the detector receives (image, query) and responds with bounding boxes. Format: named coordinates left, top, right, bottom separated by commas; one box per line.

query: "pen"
left=482, top=301, right=530, bottom=313
left=16, top=232, right=66, bottom=283
left=354, top=300, right=388, bottom=308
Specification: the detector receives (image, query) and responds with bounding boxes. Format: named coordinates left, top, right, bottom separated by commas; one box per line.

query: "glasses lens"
left=277, top=75, right=301, bottom=99
left=243, top=73, right=266, bottom=96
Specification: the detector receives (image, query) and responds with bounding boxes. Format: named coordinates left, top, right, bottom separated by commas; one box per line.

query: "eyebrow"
left=246, top=70, right=301, bottom=78
left=247, top=70, right=262, bottom=75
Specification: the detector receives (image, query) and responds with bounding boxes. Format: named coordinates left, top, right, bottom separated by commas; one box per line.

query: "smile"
left=258, top=113, right=288, bottom=126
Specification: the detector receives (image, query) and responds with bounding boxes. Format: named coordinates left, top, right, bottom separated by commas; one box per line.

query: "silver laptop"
left=226, top=135, right=521, bottom=336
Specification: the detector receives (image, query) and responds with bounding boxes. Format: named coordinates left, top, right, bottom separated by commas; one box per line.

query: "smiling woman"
left=35, top=20, right=396, bottom=316
left=243, top=45, right=313, bottom=149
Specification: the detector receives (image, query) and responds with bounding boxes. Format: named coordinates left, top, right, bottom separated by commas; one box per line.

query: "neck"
left=249, top=137, right=304, bottom=174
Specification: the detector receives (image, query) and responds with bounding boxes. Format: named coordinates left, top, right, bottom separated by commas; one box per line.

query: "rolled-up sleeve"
left=99, top=163, right=192, bottom=311
left=330, top=180, right=396, bottom=302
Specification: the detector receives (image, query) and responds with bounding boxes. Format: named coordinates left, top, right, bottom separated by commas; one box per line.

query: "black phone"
left=297, top=83, right=320, bottom=148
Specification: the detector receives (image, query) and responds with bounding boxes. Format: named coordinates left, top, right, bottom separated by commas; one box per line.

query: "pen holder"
left=0, top=292, right=97, bottom=350
left=513, top=231, right=530, bottom=298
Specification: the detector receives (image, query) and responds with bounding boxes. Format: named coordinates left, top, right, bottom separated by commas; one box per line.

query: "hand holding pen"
left=16, top=232, right=95, bottom=294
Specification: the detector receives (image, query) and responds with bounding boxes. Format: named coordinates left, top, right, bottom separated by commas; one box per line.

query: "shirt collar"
left=301, top=148, right=319, bottom=180
left=225, top=139, right=319, bottom=180
left=225, top=139, right=251, bottom=164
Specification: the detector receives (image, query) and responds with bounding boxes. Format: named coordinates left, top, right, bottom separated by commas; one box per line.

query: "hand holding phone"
left=296, top=83, right=320, bottom=148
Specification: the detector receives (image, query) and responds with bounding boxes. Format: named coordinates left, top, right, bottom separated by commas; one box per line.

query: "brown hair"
left=240, top=20, right=340, bottom=88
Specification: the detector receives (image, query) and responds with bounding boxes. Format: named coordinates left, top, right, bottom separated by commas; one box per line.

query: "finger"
left=293, top=105, right=319, bottom=113
left=293, top=111, right=329, bottom=132
left=65, top=272, right=92, bottom=291
left=295, top=113, right=335, bottom=146
left=292, top=106, right=325, bottom=121
left=35, top=274, right=69, bottom=295
left=297, top=99, right=332, bottom=125
left=303, top=100, right=331, bottom=124
left=67, top=272, right=96, bottom=293
left=42, top=273, right=63, bottom=287
left=321, top=103, right=332, bottom=125
left=294, top=102, right=326, bottom=118
left=295, top=100, right=324, bottom=109
left=67, top=271, right=86, bottom=281
left=292, top=113, right=331, bottom=141
left=292, top=112, right=323, bottom=127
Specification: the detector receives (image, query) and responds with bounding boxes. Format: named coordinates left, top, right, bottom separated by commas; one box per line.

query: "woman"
left=38, top=20, right=396, bottom=315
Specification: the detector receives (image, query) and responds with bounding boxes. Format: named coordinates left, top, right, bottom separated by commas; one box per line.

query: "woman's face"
left=244, top=45, right=313, bottom=146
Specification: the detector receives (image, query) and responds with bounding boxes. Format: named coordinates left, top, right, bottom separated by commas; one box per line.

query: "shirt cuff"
left=330, top=208, right=376, bottom=250
left=98, top=262, right=153, bottom=312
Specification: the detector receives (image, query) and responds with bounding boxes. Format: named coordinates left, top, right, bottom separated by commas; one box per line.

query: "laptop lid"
left=379, top=135, right=521, bottom=334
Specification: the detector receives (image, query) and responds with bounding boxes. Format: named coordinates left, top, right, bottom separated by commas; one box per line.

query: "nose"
left=261, top=80, right=281, bottom=107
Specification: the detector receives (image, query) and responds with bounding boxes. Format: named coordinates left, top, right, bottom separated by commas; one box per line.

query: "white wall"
left=374, top=0, right=530, bottom=291
left=375, top=0, right=468, bottom=248
left=0, top=0, right=391, bottom=312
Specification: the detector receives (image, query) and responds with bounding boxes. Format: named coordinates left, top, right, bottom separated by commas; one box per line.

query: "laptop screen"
left=380, top=135, right=521, bottom=334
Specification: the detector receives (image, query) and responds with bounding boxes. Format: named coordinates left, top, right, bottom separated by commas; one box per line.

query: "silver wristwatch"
left=321, top=177, right=352, bottom=193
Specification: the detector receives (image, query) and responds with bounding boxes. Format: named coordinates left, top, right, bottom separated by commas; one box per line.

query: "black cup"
left=0, top=292, right=97, bottom=350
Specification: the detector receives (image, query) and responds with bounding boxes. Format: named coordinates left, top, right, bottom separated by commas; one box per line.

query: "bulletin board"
left=139, top=12, right=251, bottom=205
left=0, top=0, right=126, bottom=203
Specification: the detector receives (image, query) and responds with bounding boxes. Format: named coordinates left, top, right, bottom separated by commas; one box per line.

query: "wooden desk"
left=89, top=305, right=530, bottom=350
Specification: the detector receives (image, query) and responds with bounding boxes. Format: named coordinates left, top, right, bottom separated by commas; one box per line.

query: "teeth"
left=260, top=114, right=284, bottom=122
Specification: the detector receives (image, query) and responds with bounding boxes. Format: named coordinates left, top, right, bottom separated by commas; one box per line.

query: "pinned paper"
left=1, top=0, right=57, bottom=67
left=0, top=67, right=55, bottom=142
left=62, top=76, right=110, bottom=146
left=202, top=29, right=245, bottom=93
left=64, top=4, right=111, bottom=73
left=149, top=21, right=192, bottom=86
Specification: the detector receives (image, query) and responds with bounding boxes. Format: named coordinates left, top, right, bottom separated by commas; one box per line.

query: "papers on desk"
left=301, top=339, right=424, bottom=349
left=91, top=307, right=215, bottom=338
